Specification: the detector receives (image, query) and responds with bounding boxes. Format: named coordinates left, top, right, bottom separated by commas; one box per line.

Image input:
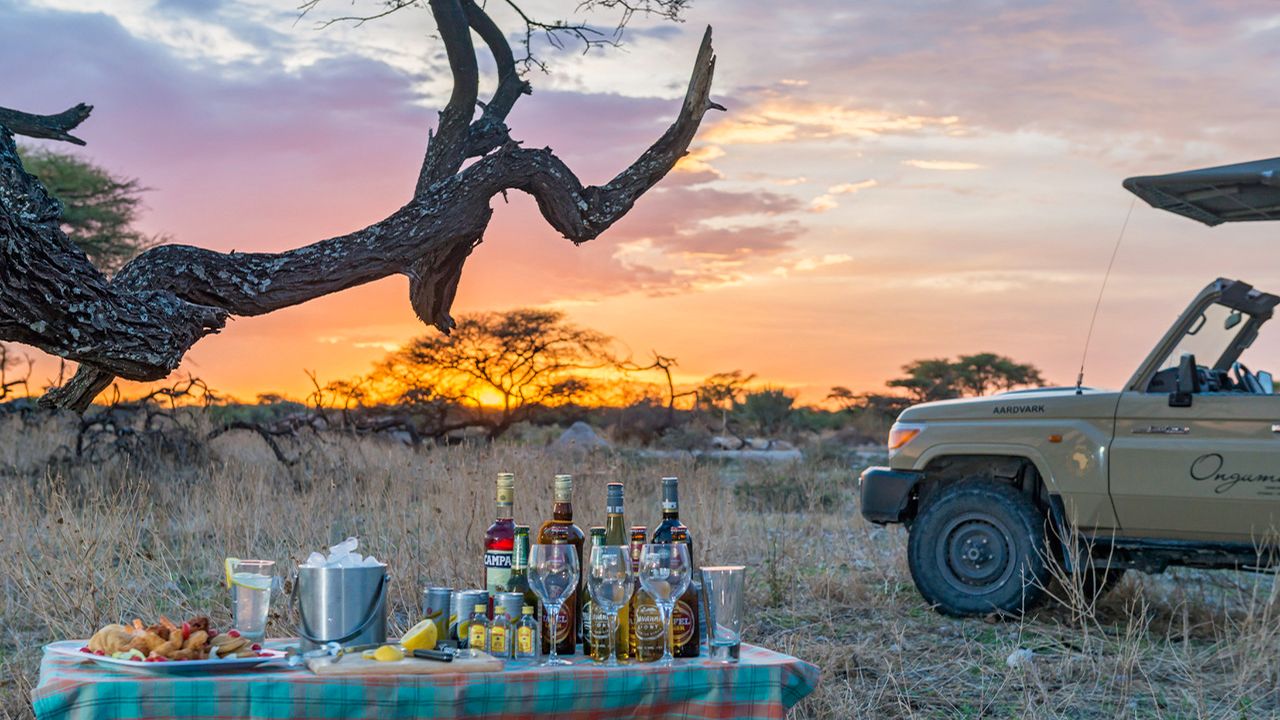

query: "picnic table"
left=33, top=642, right=820, bottom=720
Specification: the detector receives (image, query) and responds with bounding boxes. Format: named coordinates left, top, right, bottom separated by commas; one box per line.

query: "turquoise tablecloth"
left=33, top=642, right=820, bottom=720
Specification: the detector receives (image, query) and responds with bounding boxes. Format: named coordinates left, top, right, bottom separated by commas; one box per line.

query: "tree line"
left=1, top=148, right=1047, bottom=447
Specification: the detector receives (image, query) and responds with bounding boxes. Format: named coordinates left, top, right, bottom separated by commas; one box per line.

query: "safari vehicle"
left=860, top=157, right=1280, bottom=616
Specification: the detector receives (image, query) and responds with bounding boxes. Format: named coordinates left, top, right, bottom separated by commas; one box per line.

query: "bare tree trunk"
left=0, top=0, right=722, bottom=412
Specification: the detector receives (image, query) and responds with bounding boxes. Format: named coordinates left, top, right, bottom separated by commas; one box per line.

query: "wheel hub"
left=935, top=512, right=1017, bottom=596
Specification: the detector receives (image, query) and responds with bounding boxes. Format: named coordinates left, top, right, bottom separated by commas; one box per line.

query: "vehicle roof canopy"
left=1124, top=157, right=1280, bottom=226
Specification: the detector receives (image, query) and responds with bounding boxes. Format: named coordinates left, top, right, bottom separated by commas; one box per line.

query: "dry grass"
left=2, top=412, right=1280, bottom=719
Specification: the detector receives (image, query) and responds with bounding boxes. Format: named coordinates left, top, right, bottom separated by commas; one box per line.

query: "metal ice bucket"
left=296, top=564, right=388, bottom=651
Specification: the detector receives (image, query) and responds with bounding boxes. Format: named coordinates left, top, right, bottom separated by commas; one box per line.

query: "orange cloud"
left=903, top=159, right=985, bottom=171
left=704, top=98, right=961, bottom=145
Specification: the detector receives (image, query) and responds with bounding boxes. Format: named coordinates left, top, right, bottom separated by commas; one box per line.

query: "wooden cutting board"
left=307, top=650, right=504, bottom=676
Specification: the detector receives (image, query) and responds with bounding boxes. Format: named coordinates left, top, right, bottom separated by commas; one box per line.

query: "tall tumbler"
left=700, top=566, right=745, bottom=663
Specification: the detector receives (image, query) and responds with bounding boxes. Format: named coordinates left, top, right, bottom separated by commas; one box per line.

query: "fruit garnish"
left=372, top=645, right=404, bottom=662
left=251, top=643, right=261, bottom=651
left=79, top=647, right=91, bottom=653
left=400, top=618, right=439, bottom=653
left=228, top=630, right=240, bottom=638
left=224, top=558, right=240, bottom=588
left=94, top=650, right=105, bottom=656
left=182, top=622, right=191, bottom=640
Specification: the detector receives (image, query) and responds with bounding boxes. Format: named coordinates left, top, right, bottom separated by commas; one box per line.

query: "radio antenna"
left=1076, top=197, right=1137, bottom=395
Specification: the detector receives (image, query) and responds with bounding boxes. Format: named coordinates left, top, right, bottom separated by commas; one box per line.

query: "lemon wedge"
left=373, top=645, right=405, bottom=662
left=224, top=557, right=240, bottom=588
left=400, top=619, right=439, bottom=652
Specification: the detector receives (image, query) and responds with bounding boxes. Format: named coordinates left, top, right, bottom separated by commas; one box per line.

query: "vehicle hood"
left=897, top=387, right=1120, bottom=422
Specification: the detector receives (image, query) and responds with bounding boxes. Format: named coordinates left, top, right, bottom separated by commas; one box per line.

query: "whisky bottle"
left=669, top=524, right=701, bottom=658
left=628, top=525, right=664, bottom=662
left=483, top=472, right=516, bottom=614
left=537, top=474, right=583, bottom=655
left=604, top=482, right=630, bottom=661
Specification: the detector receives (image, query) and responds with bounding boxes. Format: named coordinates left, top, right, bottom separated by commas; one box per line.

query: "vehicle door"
left=1110, top=302, right=1280, bottom=542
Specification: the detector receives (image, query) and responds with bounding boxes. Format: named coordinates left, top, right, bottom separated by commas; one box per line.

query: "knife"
left=411, top=648, right=455, bottom=662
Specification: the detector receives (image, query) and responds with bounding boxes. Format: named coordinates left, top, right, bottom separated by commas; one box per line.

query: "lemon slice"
left=373, top=645, right=404, bottom=662
left=224, top=557, right=240, bottom=588
left=399, top=619, right=438, bottom=652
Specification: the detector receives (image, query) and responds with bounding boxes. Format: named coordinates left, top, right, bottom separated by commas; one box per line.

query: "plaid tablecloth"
left=32, top=642, right=820, bottom=720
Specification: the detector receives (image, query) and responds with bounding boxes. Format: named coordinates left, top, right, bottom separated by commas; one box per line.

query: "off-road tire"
left=907, top=478, right=1050, bottom=617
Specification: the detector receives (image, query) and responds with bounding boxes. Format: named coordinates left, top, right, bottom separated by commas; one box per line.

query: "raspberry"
left=251, top=643, right=261, bottom=651
left=79, top=647, right=91, bottom=653
left=228, top=630, right=240, bottom=638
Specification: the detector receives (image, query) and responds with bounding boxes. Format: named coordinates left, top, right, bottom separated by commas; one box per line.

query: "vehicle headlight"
left=887, top=422, right=925, bottom=456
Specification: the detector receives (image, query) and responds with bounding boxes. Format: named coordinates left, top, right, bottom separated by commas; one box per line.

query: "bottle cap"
left=496, top=472, right=515, bottom=487
left=522, top=606, right=534, bottom=615
left=590, top=526, right=606, bottom=537
left=474, top=604, right=487, bottom=613
left=606, top=482, right=624, bottom=512
left=553, top=474, right=573, bottom=501
left=514, top=525, right=529, bottom=536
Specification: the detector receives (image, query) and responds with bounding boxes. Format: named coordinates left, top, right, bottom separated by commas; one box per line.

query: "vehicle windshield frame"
left=1156, top=302, right=1254, bottom=373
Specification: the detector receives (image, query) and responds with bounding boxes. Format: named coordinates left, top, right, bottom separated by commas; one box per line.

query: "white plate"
left=46, top=640, right=289, bottom=675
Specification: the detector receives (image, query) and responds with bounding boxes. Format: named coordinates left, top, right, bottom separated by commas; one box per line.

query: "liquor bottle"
left=508, top=526, right=538, bottom=613
left=537, top=474, right=584, bottom=655
left=651, top=476, right=693, bottom=559
left=583, top=526, right=607, bottom=658
left=515, top=606, right=539, bottom=659
left=467, top=603, right=488, bottom=654
left=483, top=472, right=516, bottom=615
left=604, top=482, right=631, bottom=661
left=487, top=606, right=511, bottom=658
left=628, top=525, right=664, bottom=662
left=669, top=524, right=701, bottom=658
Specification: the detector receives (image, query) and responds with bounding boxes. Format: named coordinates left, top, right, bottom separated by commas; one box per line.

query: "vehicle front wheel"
left=907, top=479, right=1050, bottom=617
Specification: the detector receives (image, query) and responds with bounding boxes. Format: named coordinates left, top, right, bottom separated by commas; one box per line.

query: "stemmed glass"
left=638, top=543, right=691, bottom=667
left=528, top=544, right=580, bottom=666
left=587, top=545, right=634, bottom=667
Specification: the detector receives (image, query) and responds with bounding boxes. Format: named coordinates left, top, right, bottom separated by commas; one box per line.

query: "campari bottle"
left=483, top=472, right=516, bottom=615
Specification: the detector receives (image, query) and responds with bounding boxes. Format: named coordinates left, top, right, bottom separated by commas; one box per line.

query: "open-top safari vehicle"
left=861, top=157, right=1280, bottom=616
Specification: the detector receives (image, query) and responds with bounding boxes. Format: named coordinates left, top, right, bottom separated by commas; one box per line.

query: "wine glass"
left=587, top=545, right=634, bottom=667
left=638, top=543, right=691, bottom=667
left=528, top=544, right=580, bottom=666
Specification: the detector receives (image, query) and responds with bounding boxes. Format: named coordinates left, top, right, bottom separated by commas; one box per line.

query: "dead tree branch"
left=1, top=3, right=721, bottom=413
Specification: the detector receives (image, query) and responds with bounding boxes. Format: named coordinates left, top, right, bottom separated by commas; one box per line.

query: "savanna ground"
left=2, top=412, right=1279, bottom=720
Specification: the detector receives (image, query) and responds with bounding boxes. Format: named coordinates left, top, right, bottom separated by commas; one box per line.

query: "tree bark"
left=0, top=1, right=721, bottom=413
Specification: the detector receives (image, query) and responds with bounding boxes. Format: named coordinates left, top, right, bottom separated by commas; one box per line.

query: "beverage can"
left=450, top=589, right=488, bottom=645
left=494, top=592, right=524, bottom=624
left=423, top=586, right=452, bottom=644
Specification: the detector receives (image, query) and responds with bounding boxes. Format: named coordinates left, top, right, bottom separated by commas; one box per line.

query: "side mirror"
left=1261, top=371, right=1275, bottom=395
left=1169, top=352, right=1199, bottom=407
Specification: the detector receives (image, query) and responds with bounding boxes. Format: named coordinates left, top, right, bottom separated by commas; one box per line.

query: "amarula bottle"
left=537, top=474, right=583, bottom=655
left=583, top=526, right=607, bottom=658
left=604, top=482, right=631, bottom=661
left=483, top=472, right=516, bottom=615
left=628, top=525, right=664, bottom=662
left=669, top=524, right=701, bottom=658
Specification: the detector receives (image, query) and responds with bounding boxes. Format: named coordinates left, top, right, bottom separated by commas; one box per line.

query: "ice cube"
left=332, top=554, right=360, bottom=568
left=328, top=537, right=359, bottom=559
left=303, top=552, right=326, bottom=568
left=360, top=555, right=382, bottom=567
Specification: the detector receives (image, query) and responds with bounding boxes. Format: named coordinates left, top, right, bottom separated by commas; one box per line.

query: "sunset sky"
left=5, top=0, right=1280, bottom=403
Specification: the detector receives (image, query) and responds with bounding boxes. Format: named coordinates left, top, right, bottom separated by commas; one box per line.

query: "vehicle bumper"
left=859, top=466, right=924, bottom=524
